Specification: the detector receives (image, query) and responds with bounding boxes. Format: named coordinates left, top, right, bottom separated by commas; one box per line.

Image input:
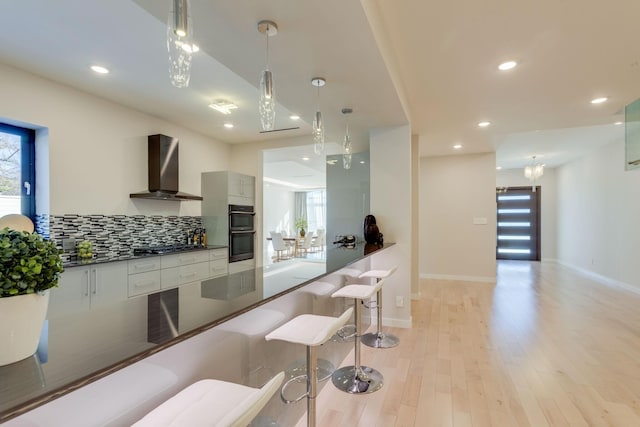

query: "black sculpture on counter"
left=364, top=214, right=383, bottom=245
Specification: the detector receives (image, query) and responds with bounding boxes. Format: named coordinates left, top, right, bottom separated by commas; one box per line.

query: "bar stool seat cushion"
left=331, top=281, right=384, bottom=301
left=358, top=267, right=397, bottom=280
left=265, top=308, right=353, bottom=346
left=132, top=372, right=284, bottom=427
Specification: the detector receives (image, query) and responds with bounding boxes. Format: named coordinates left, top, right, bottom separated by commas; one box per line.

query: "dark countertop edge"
left=62, top=245, right=228, bottom=268
left=1, top=243, right=394, bottom=423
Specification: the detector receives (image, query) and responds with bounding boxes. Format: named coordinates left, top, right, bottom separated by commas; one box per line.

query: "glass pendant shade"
left=258, top=20, right=278, bottom=131
left=167, top=0, right=193, bottom=88
left=313, top=110, right=324, bottom=155
left=259, top=69, right=275, bottom=131
left=343, top=133, right=352, bottom=169
left=524, top=156, right=544, bottom=192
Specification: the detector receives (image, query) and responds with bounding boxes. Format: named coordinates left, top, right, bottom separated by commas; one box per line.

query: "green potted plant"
left=0, top=227, right=64, bottom=366
left=295, top=218, right=308, bottom=237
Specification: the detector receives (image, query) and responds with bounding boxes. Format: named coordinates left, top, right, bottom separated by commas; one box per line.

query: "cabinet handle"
left=180, top=272, right=197, bottom=279
left=135, top=281, right=156, bottom=288
left=84, top=270, right=90, bottom=296
left=134, top=263, right=157, bottom=270
left=92, top=268, right=98, bottom=295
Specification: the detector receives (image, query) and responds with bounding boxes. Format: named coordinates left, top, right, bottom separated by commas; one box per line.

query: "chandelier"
left=257, top=20, right=278, bottom=131
left=341, top=108, right=353, bottom=169
left=167, top=0, right=198, bottom=88
left=524, top=156, right=544, bottom=192
left=311, top=78, right=326, bottom=155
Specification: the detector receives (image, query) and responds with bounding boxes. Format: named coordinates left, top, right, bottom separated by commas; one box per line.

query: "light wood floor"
left=299, top=260, right=640, bottom=426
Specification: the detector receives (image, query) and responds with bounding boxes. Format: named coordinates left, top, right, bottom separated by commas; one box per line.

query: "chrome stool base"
left=332, top=365, right=383, bottom=394
left=361, top=332, right=399, bottom=349
left=286, top=358, right=335, bottom=382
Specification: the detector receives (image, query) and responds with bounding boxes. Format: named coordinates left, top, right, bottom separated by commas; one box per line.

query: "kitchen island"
left=0, top=242, right=395, bottom=426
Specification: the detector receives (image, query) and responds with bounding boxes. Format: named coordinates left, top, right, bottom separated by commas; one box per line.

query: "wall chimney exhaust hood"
left=130, top=134, right=203, bottom=201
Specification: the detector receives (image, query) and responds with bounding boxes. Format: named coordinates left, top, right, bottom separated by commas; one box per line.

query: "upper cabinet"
left=201, top=171, right=255, bottom=206
left=227, top=171, right=255, bottom=205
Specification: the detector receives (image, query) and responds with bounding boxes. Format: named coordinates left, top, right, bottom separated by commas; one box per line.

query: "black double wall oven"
left=228, top=204, right=255, bottom=262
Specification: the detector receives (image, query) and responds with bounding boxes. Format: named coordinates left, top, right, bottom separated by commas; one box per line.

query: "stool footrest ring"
left=280, top=374, right=308, bottom=404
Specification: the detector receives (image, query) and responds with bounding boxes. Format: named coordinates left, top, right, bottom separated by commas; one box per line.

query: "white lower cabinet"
left=126, top=248, right=229, bottom=297
left=49, top=261, right=128, bottom=318
left=161, top=262, right=210, bottom=289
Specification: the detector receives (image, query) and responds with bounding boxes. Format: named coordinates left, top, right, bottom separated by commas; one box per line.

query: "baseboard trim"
left=383, top=316, right=412, bottom=328
left=420, top=273, right=496, bottom=283
left=557, top=260, right=640, bottom=296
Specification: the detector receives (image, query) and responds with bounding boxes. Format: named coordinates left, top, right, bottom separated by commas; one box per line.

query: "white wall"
left=496, top=168, right=558, bottom=261
left=421, top=153, right=497, bottom=282
left=370, top=125, right=413, bottom=327
left=557, top=140, right=640, bottom=290
left=263, top=186, right=295, bottom=236
left=0, top=63, right=230, bottom=217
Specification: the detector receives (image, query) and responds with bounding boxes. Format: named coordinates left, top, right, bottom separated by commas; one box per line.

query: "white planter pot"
left=0, top=291, right=50, bottom=366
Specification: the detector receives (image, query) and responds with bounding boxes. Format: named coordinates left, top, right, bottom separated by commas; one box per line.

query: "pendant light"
left=311, top=77, right=326, bottom=155
left=524, top=155, right=544, bottom=192
left=258, top=20, right=278, bottom=131
left=342, top=108, right=353, bottom=169
left=167, top=0, right=197, bottom=88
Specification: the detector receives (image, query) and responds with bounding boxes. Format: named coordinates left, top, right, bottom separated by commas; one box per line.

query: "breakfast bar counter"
left=0, top=242, right=395, bottom=425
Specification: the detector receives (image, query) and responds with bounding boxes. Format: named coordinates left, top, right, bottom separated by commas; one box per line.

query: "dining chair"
left=270, top=231, right=289, bottom=261
left=311, top=229, right=325, bottom=253
left=298, top=231, right=314, bottom=256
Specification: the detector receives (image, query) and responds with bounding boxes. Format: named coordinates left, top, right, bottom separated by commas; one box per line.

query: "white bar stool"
left=132, top=371, right=284, bottom=427
left=265, top=308, right=353, bottom=427
left=358, top=266, right=399, bottom=348
left=330, top=280, right=385, bottom=394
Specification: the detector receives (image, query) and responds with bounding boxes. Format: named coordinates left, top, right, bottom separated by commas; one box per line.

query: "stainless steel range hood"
left=130, top=134, right=203, bottom=201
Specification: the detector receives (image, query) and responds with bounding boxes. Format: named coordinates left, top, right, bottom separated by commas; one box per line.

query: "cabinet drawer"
left=161, top=262, right=209, bottom=289
left=128, top=258, right=161, bottom=274
left=128, top=270, right=161, bottom=297
left=210, top=259, right=228, bottom=278
left=161, top=251, right=210, bottom=269
left=209, top=248, right=227, bottom=261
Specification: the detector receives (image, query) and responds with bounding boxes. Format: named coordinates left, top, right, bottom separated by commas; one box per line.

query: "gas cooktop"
left=133, top=244, right=201, bottom=255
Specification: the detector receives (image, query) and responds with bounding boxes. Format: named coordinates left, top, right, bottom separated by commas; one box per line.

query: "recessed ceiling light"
left=208, top=101, right=238, bottom=115
left=591, top=97, right=608, bottom=104
left=498, top=61, right=517, bottom=71
left=360, top=161, right=365, bottom=164
left=496, top=166, right=502, bottom=170
left=614, top=121, right=623, bottom=125
left=302, top=157, right=310, bottom=161
left=223, top=123, right=234, bottom=129
left=90, top=65, right=109, bottom=74
left=453, top=144, right=462, bottom=150
left=289, top=115, right=300, bottom=120
left=478, top=121, right=491, bottom=127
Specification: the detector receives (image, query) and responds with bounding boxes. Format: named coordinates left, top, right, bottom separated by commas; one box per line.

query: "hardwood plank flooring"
left=297, top=260, right=640, bottom=426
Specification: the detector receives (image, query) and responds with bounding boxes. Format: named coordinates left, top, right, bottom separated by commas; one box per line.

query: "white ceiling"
left=1, top=0, right=639, bottom=182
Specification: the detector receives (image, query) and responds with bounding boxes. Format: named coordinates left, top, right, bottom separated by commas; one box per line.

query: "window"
left=0, top=123, right=35, bottom=218
left=306, top=190, right=326, bottom=232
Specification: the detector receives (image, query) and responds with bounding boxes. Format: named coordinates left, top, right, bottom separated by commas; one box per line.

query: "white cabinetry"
left=49, top=261, right=128, bottom=318
left=201, top=171, right=255, bottom=247
left=127, top=258, right=162, bottom=297
left=127, top=248, right=228, bottom=297
left=227, top=171, right=255, bottom=205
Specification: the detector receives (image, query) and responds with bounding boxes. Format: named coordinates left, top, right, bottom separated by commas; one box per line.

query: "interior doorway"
left=496, top=186, right=541, bottom=261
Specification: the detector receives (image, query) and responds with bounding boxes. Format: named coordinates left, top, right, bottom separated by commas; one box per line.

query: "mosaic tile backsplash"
left=37, top=214, right=203, bottom=262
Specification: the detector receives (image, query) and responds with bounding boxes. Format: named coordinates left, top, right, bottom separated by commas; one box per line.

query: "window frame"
left=0, top=122, right=36, bottom=219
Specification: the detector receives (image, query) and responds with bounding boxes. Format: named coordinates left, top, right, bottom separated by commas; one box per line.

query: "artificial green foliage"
left=295, top=218, right=308, bottom=232
left=0, top=227, right=64, bottom=298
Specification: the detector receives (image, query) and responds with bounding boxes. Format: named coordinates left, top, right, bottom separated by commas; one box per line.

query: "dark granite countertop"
left=62, top=245, right=228, bottom=268
left=0, top=242, right=393, bottom=422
